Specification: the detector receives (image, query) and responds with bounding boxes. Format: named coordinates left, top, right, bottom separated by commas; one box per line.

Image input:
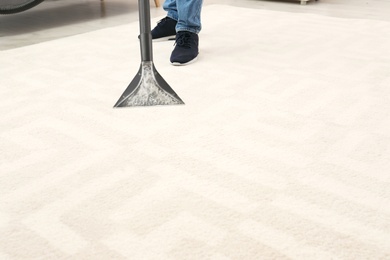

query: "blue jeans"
left=163, top=0, right=203, bottom=34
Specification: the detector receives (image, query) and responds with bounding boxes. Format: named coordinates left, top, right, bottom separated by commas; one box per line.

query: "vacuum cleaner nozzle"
left=114, top=0, right=184, bottom=108
left=114, top=61, right=184, bottom=107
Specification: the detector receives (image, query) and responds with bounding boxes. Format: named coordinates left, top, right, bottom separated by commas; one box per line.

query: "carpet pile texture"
left=1, top=5, right=390, bottom=259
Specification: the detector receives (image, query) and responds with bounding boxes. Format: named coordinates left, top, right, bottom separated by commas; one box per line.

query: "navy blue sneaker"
left=170, top=31, right=199, bottom=66
left=151, top=17, right=177, bottom=41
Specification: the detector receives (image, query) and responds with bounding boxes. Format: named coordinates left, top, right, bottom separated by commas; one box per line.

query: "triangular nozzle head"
left=114, top=62, right=184, bottom=107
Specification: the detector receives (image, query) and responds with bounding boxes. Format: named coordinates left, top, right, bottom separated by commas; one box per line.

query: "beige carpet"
left=1, top=4, right=390, bottom=259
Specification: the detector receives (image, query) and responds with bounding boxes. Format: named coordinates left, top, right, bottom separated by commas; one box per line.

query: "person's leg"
left=163, top=0, right=203, bottom=33
left=163, top=0, right=178, bottom=21
left=175, top=0, right=203, bottom=34
left=170, top=0, right=203, bottom=65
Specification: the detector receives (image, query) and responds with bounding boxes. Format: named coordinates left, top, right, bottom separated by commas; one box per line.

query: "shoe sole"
left=153, top=35, right=176, bottom=42
left=171, top=56, right=198, bottom=66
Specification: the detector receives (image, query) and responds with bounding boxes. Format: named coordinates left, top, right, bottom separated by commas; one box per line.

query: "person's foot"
left=151, top=17, right=177, bottom=41
left=170, top=31, right=199, bottom=66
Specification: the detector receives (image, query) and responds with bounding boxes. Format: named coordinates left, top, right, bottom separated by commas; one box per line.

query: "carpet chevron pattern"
left=1, top=5, right=390, bottom=259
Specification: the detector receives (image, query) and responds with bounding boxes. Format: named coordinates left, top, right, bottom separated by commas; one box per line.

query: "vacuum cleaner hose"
left=0, top=0, right=45, bottom=14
